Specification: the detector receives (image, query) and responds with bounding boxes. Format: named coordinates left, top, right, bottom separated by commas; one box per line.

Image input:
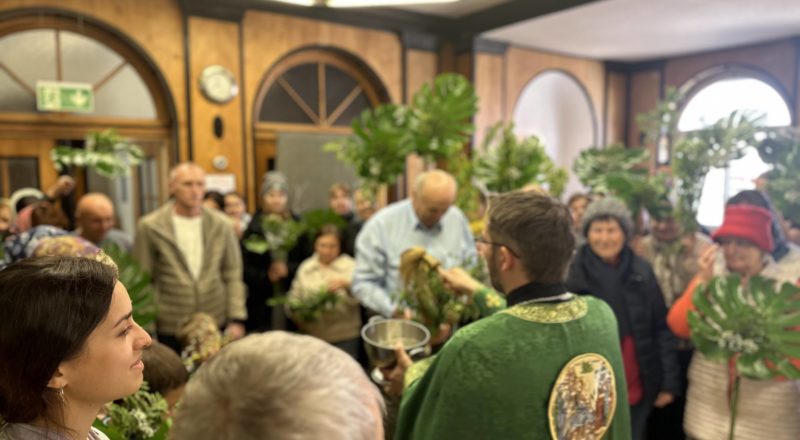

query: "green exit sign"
left=36, top=81, right=94, bottom=113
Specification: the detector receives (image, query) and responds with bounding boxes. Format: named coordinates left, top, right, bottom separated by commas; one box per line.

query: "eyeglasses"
left=475, top=236, right=519, bottom=257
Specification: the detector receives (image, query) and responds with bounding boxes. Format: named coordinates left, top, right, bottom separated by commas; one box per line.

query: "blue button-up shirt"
left=352, top=199, right=477, bottom=317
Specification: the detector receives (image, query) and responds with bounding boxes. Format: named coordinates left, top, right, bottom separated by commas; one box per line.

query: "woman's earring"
left=58, top=388, right=65, bottom=402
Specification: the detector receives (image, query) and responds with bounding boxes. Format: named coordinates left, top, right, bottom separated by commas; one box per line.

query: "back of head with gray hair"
left=169, top=332, right=384, bottom=440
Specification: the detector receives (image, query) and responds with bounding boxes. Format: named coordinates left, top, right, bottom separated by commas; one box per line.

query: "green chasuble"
left=395, top=291, right=631, bottom=440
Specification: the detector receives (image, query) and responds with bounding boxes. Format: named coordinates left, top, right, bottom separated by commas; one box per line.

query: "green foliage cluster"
left=300, top=208, right=347, bottom=242
left=325, top=74, right=477, bottom=197
left=474, top=123, right=568, bottom=196
left=572, top=144, right=669, bottom=219
left=689, top=275, right=800, bottom=439
left=635, top=87, right=765, bottom=232
left=756, top=128, right=800, bottom=224
left=52, top=129, right=144, bottom=178
left=241, top=214, right=304, bottom=258
left=269, top=288, right=343, bottom=322
left=671, top=110, right=763, bottom=231
left=93, top=382, right=170, bottom=440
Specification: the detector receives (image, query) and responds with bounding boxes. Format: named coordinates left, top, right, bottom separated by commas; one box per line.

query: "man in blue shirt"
left=352, top=170, right=476, bottom=317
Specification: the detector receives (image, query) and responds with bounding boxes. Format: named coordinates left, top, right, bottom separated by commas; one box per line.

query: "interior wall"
left=473, top=52, right=505, bottom=146
left=405, top=48, right=438, bottom=196
left=0, top=0, right=189, bottom=160
left=187, top=16, right=245, bottom=194
left=605, top=71, right=627, bottom=145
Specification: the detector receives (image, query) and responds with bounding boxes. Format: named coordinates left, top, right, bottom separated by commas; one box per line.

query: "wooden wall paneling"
left=0, top=0, right=188, bottom=162
left=627, top=70, right=661, bottom=150
left=188, top=16, right=244, bottom=193
left=504, top=47, right=605, bottom=144
left=605, top=71, right=627, bottom=146
left=664, top=40, right=796, bottom=96
left=473, top=52, right=504, bottom=150
left=404, top=49, right=437, bottom=196
left=242, top=10, right=403, bottom=210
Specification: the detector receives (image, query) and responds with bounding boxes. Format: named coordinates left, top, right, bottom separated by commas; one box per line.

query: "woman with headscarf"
left=241, top=171, right=310, bottom=332
left=668, top=204, right=800, bottom=440
left=566, top=197, right=681, bottom=440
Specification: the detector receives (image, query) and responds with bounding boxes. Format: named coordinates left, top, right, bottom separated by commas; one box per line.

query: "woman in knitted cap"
left=241, top=172, right=310, bottom=332
left=566, top=197, right=681, bottom=440
left=668, top=204, right=800, bottom=440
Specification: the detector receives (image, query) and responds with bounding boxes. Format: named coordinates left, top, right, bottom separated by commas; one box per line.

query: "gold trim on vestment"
left=501, top=296, right=588, bottom=323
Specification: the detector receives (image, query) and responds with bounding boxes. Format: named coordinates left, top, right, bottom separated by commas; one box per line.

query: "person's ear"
left=47, top=368, right=68, bottom=390
left=499, top=246, right=515, bottom=271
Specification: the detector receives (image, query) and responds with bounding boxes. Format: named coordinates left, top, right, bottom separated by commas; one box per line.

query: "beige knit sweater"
left=287, top=253, right=361, bottom=343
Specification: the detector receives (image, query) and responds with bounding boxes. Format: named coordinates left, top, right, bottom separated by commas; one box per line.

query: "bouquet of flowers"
left=242, top=213, right=304, bottom=261
left=689, top=275, right=800, bottom=440
left=93, top=382, right=170, bottom=440
left=269, top=287, right=342, bottom=323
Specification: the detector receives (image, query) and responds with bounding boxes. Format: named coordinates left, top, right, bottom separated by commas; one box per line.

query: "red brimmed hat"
left=712, top=204, right=774, bottom=252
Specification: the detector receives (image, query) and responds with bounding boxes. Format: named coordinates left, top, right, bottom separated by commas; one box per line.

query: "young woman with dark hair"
left=0, top=256, right=152, bottom=440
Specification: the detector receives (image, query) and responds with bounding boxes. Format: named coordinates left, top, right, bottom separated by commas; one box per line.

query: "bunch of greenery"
left=398, top=248, right=481, bottom=332
left=324, top=104, right=411, bottom=198
left=670, top=110, right=763, bottom=231
left=268, top=288, right=343, bottom=322
left=688, top=275, right=800, bottom=439
left=242, top=214, right=304, bottom=260
left=93, top=382, right=170, bottom=440
left=473, top=122, right=567, bottom=196
left=102, top=243, right=156, bottom=329
left=572, top=144, right=669, bottom=218
left=52, top=129, right=144, bottom=178
left=757, top=128, right=800, bottom=224
left=636, top=86, right=765, bottom=231
left=408, top=73, right=478, bottom=162
left=300, top=208, right=347, bottom=242
left=325, top=74, right=478, bottom=198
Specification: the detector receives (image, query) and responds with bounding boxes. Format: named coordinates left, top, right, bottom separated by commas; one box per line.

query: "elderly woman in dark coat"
left=565, top=197, right=680, bottom=440
left=241, top=172, right=310, bottom=332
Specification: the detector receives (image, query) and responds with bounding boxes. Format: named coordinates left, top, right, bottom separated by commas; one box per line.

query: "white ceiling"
left=396, top=0, right=509, bottom=18
left=482, top=0, right=800, bottom=62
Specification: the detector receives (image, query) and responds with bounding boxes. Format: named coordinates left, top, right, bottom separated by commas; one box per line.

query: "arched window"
left=253, top=49, right=388, bottom=211
left=512, top=70, right=597, bottom=198
left=0, top=12, right=175, bottom=233
left=678, top=76, right=791, bottom=227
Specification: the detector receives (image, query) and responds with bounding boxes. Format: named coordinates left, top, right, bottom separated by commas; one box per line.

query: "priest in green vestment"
left=386, top=191, right=631, bottom=440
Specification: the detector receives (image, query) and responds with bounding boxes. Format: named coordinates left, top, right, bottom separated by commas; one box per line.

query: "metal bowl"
left=361, top=318, right=430, bottom=369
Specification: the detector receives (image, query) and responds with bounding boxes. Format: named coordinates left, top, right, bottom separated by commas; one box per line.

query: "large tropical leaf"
left=689, top=275, right=800, bottom=381
left=409, top=73, right=477, bottom=162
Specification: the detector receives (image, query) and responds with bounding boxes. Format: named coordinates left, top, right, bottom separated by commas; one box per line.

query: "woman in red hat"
left=668, top=204, right=800, bottom=440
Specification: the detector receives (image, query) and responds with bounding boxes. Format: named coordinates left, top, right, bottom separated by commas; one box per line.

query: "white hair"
left=169, top=332, right=384, bottom=440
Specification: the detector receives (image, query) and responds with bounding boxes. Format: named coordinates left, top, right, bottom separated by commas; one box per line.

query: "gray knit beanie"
left=581, top=197, right=633, bottom=238
left=259, top=171, right=289, bottom=197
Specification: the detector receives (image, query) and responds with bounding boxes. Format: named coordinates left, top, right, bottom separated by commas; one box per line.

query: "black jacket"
left=241, top=210, right=311, bottom=332
left=566, top=245, right=681, bottom=403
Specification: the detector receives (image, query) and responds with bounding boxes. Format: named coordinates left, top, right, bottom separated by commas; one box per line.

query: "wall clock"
left=199, top=65, right=238, bottom=104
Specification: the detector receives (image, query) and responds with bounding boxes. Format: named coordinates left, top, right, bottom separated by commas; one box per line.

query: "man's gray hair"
left=169, top=332, right=384, bottom=440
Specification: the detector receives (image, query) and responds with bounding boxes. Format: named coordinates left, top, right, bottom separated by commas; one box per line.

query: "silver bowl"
left=361, top=318, right=430, bottom=369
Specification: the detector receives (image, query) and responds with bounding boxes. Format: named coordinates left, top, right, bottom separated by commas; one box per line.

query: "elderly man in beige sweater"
left=134, top=162, right=246, bottom=351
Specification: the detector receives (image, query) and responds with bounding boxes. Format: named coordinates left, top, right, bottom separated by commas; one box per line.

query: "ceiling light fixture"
left=271, top=0, right=459, bottom=7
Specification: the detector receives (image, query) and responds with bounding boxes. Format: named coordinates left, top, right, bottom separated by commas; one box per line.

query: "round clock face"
left=199, top=65, right=238, bottom=104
